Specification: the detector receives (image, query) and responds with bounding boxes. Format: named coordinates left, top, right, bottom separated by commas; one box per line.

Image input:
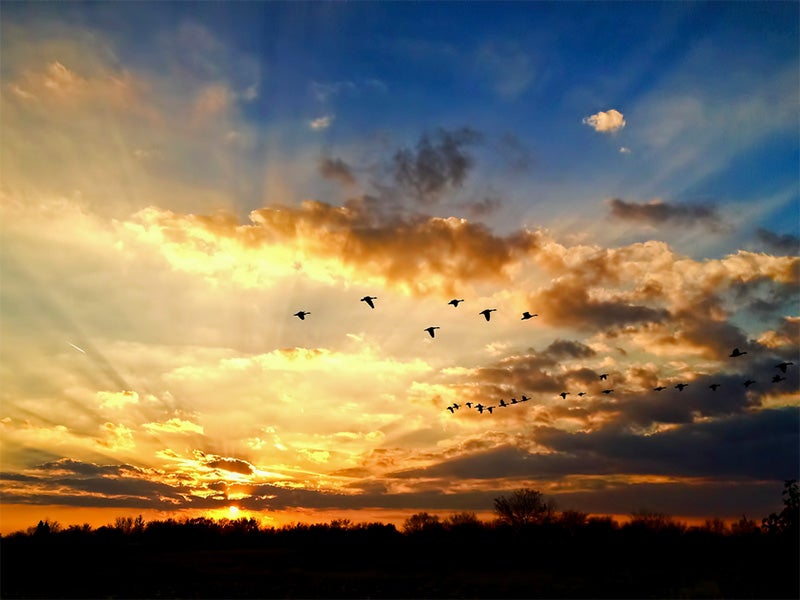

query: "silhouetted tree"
left=762, top=479, right=799, bottom=535
left=493, top=488, right=556, bottom=526
left=402, top=512, right=442, bottom=534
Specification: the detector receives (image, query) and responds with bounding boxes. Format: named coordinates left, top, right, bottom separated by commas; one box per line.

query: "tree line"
left=1, top=481, right=797, bottom=598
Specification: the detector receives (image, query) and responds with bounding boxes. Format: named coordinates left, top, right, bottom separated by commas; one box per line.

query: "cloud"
left=309, top=115, right=333, bottom=130
left=757, top=228, right=800, bottom=255
left=608, top=198, right=727, bottom=231
left=583, top=109, right=626, bottom=133
left=475, top=42, right=535, bottom=98
left=142, top=418, right=204, bottom=435
left=97, top=390, right=139, bottom=410
left=619, top=146, right=631, bottom=154
left=392, top=128, right=481, bottom=204
left=319, top=157, right=356, bottom=186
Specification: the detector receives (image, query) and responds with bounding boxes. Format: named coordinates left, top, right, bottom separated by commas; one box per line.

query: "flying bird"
left=601, top=389, right=614, bottom=395
left=360, top=296, right=377, bottom=309
left=772, top=375, right=786, bottom=383
left=499, top=399, right=507, bottom=408
left=521, top=312, right=538, bottom=320
left=293, top=311, right=311, bottom=320
left=775, top=361, right=794, bottom=373
left=479, top=308, right=497, bottom=321
left=675, top=383, right=689, bottom=391
left=452, top=403, right=460, bottom=410
left=520, top=395, right=530, bottom=402
left=446, top=406, right=455, bottom=413
left=424, top=326, right=440, bottom=338
left=465, top=402, right=473, bottom=408
left=476, top=403, right=485, bottom=414
left=729, top=348, right=747, bottom=357
left=709, top=383, right=721, bottom=391
left=599, top=374, right=609, bottom=380
left=486, top=406, right=495, bottom=414
left=653, top=386, right=666, bottom=392
left=510, top=398, right=518, bottom=404
left=577, top=392, right=587, bottom=397
left=448, top=299, right=465, bottom=307
left=743, top=379, right=756, bottom=388
left=559, top=392, right=569, bottom=399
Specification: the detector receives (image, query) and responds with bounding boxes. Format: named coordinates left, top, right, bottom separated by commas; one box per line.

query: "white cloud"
left=309, top=115, right=333, bottom=130
left=619, top=146, right=631, bottom=154
left=582, top=109, right=626, bottom=133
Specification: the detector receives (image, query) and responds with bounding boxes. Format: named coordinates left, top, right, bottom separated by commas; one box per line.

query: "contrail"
left=67, top=341, right=87, bottom=354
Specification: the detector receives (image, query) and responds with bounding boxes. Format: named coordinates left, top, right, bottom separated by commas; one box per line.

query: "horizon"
left=1, top=1, right=798, bottom=534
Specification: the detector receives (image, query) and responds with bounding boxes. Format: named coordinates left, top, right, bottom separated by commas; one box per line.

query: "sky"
left=1, top=1, right=798, bottom=533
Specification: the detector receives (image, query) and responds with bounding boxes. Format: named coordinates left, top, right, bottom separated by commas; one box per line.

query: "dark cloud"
left=206, top=458, right=253, bottom=475
left=757, top=228, right=800, bottom=255
left=608, top=198, right=727, bottom=232
left=319, top=157, right=356, bottom=186
left=545, top=339, right=597, bottom=359
left=463, top=196, right=502, bottom=218
left=392, top=128, right=481, bottom=204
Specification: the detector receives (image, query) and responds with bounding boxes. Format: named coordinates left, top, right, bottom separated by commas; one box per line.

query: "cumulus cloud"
left=309, top=115, right=333, bottom=130
left=582, top=109, right=626, bottom=133
left=319, top=157, right=356, bottom=186
left=392, top=128, right=481, bottom=204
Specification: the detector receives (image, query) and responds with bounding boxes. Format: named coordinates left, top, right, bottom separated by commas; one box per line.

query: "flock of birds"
left=292, top=296, right=796, bottom=418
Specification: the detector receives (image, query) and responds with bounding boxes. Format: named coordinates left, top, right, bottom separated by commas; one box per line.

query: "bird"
left=709, top=383, right=721, bottom=391
left=653, top=386, right=666, bottom=392
left=520, top=395, right=530, bottom=402
left=475, top=403, right=485, bottom=413
left=510, top=398, right=518, bottom=404
left=521, top=312, right=538, bottom=320
left=446, top=406, right=455, bottom=413
left=499, top=399, right=507, bottom=408
left=486, top=406, right=495, bottom=414
left=424, top=326, right=440, bottom=338
left=577, top=392, right=587, bottom=397
left=775, top=361, right=795, bottom=373
left=559, top=392, right=569, bottom=399
left=675, top=383, right=689, bottom=391
left=360, top=296, right=377, bottom=309
left=452, top=403, right=460, bottom=410
left=772, top=375, right=786, bottom=383
left=479, top=308, right=497, bottom=321
left=293, top=311, right=311, bottom=320
left=602, top=389, right=614, bottom=395
left=465, top=402, right=473, bottom=408
left=448, top=299, right=465, bottom=307
left=599, top=374, right=609, bottom=380
left=729, top=348, right=747, bottom=357
left=743, top=379, right=756, bottom=388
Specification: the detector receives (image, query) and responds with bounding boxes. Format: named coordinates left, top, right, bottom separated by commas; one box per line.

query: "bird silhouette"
left=448, top=299, right=465, bottom=307
left=729, top=348, right=747, bottom=357
left=293, top=311, right=311, bottom=320
left=520, top=395, right=530, bottom=402
left=559, top=392, right=569, bottom=399
left=475, top=403, right=485, bottom=413
left=465, top=402, right=473, bottom=408
left=653, top=386, right=666, bottom=391
left=360, top=296, right=377, bottom=309
left=775, top=361, right=794, bottom=373
left=743, top=379, right=756, bottom=387
left=486, top=406, right=495, bottom=414
left=479, top=308, right=497, bottom=321
left=709, top=383, right=721, bottom=391
left=675, top=383, right=689, bottom=391
left=499, top=399, right=507, bottom=407
left=577, top=392, right=587, bottom=397
left=510, top=397, right=518, bottom=404
left=602, top=389, right=614, bottom=394
left=772, top=375, right=786, bottom=383
left=446, top=406, right=455, bottom=413
left=452, top=403, right=460, bottom=410
left=424, top=326, right=440, bottom=338
left=521, top=312, right=538, bottom=320
left=599, top=374, right=609, bottom=380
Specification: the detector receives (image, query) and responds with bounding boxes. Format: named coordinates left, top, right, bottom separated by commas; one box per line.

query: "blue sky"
left=0, top=1, right=797, bottom=531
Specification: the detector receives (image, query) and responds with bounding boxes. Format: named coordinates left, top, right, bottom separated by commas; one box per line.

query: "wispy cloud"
left=608, top=198, right=728, bottom=232
left=309, top=115, right=333, bottom=130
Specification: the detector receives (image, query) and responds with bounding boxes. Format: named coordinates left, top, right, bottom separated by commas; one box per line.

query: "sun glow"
left=228, top=505, right=239, bottom=517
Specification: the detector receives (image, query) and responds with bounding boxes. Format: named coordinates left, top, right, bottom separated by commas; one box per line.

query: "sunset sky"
left=1, top=1, right=798, bottom=533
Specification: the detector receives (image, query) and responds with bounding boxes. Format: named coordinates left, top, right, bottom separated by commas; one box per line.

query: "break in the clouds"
left=608, top=198, right=728, bottom=231
left=582, top=109, right=626, bottom=133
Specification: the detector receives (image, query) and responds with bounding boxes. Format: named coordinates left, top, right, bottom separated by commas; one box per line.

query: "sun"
left=228, top=505, right=240, bottom=517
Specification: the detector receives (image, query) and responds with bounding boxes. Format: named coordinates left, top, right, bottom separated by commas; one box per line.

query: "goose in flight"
left=521, top=312, right=538, bottom=320
left=452, top=403, right=460, bottom=410
left=653, top=386, right=666, bottom=392
left=446, top=405, right=455, bottom=413
left=520, top=395, right=530, bottom=402
left=424, top=326, right=440, bottom=338
left=729, top=348, right=747, bottom=357
left=775, top=361, right=794, bottom=373
left=479, top=308, right=497, bottom=321
left=498, top=399, right=508, bottom=408
left=465, top=402, right=473, bottom=408
left=601, top=389, right=614, bottom=395
left=559, top=392, right=569, bottom=399
left=293, top=311, right=311, bottom=320
left=509, top=397, right=519, bottom=404
left=486, top=406, right=495, bottom=414
left=709, top=383, right=721, bottom=391
left=599, top=374, right=609, bottom=380
left=360, top=296, right=377, bottom=309
left=577, top=392, right=587, bottom=397
left=475, top=403, right=485, bottom=414
left=743, top=379, right=756, bottom=388
left=675, top=383, right=689, bottom=391
left=448, top=299, right=465, bottom=307
left=772, top=375, right=786, bottom=383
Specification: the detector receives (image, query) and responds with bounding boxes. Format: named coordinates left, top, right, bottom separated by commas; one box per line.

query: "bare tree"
left=494, top=488, right=556, bottom=526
